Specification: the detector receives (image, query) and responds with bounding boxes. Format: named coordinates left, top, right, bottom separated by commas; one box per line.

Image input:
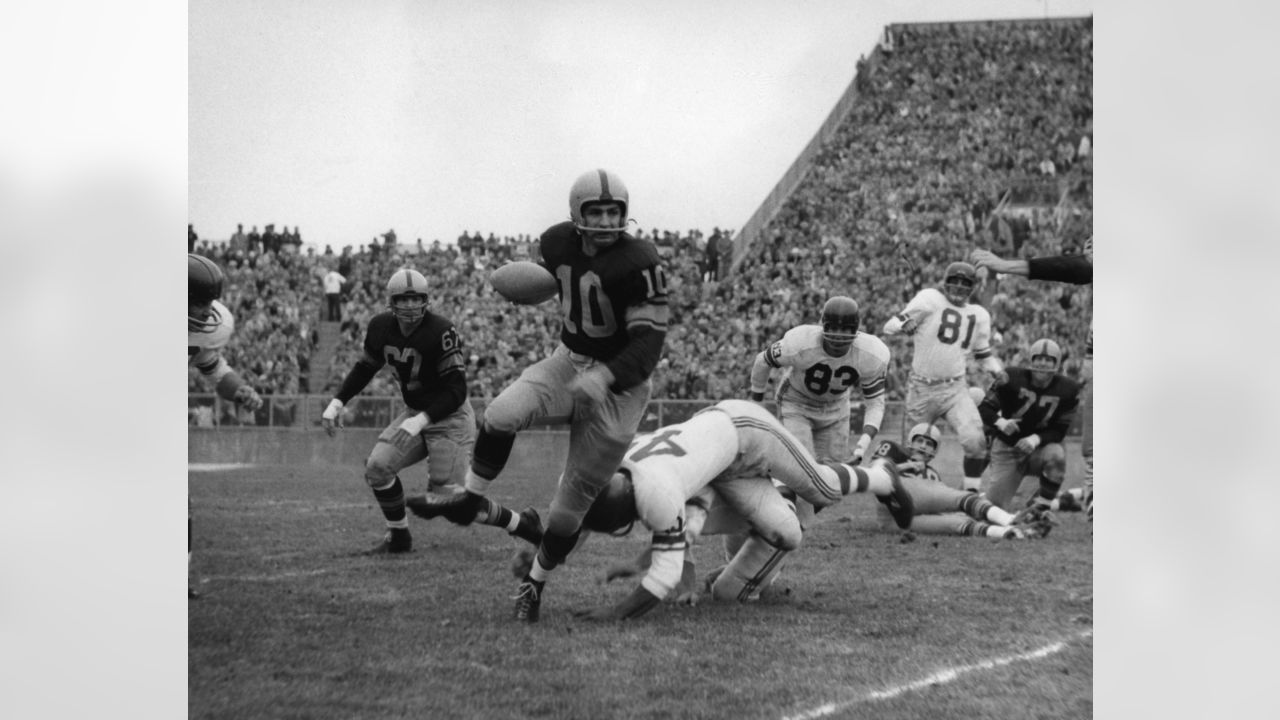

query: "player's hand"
left=970, top=248, right=999, bottom=270
left=233, top=384, right=263, bottom=411
left=671, top=559, right=699, bottom=606
left=321, top=398, right=345, bottom=437
left=397, top=412, right=430, bottom=437
left=1015, top=435, right=1041, bottom=454
left=569, top=365, right=615, bottom=405
left=899, top=316, right=919, bottom=334
left=851, top=433, right=873, bottom=465
left=995, top=417, right=1020, bottom=435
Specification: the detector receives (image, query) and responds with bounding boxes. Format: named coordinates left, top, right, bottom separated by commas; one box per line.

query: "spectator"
left=188, top=224, right=198, bottom=252
left=323, top=266, right=346, bottom=322
left=230, top=223, right=247, bottom=253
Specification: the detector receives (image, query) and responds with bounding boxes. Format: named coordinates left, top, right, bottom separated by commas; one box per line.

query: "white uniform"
left=188, top=300, right=236, bottom=383
left=884, top=288, right=998, bottom=472
left=619, top=399, right=891, bottom=602
left=749, top=325, right=889, bottom=462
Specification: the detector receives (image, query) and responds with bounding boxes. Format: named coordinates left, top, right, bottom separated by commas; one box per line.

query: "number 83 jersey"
left=762, top=325, right=890, bottom=419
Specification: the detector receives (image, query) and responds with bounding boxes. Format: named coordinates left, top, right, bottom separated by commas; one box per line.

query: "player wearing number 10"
left=882, top=261, right=1004, bottom=492
left=436, top=169, right=670, bottom=623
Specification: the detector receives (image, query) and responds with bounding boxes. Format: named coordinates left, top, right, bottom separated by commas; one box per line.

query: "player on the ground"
left=881, top=261, right=1003, bottom=492
left=423, top=169, right=669, bottom=622
left=188, top=253, right=263, bottom=598
left=564, top=399, right=915, bottom=620
left=975, top=337, right=1082, bottom=513
left=972, top=238, right=1094, bottom=522
left=320, top=267, right=542, bottom=554
left=868, top=423, right=1052, bottom=539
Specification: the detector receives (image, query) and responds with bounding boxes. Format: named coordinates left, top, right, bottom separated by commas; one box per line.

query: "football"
left=489, top=261, right=558, bottom=305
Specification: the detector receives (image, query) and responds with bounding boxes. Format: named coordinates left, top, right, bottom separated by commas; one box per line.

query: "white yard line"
left=781, top=630, right=1093, bottom=720
left=188, top=463, right=256, bottom=472
left=202, top=567, right=339, bottom=583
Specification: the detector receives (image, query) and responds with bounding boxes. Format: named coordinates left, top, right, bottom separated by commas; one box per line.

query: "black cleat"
left=874, top=459, right=915, bottom=529
left=367, top=527, right=412, bottom=555
left=510, top=507, right=544, bottom=546
left=406, top=494, right=452, bottom=520
left=513, top=580, right=542, bottom=623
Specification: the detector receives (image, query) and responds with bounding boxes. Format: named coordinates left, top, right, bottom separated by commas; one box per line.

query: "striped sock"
left=372, top=476, right=407, bottom=524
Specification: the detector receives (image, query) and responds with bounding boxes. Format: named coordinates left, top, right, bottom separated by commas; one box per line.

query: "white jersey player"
left=749, top=296, right=891, bottom=465
left=188, top=253, right=262, bottom=598
left=882, top=261, right=1002, bottom=491
left=570, top=399, right=914, bottom=621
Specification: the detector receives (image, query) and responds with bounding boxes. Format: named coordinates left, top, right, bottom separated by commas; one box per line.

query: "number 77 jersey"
left=897, top=288, right=994, bottom=378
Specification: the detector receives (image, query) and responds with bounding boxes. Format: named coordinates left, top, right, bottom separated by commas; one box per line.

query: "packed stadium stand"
left=191, top=16, right=1091, bottom=428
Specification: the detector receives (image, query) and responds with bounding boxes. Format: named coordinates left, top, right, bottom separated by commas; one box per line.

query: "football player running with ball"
left=188, top=254, right=263, bottom=598
left=569, top=400, right=914, bottom=620
left=425, top=169, right=670, bottom=622
left=975, top=338, right=1082, bottom=515
left=882, top=261, right=1004, bottom=492
left=321, top=268, right=543, bottom=555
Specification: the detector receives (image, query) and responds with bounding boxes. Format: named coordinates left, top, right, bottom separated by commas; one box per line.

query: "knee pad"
left=958, top=428, right=989, bottom=457
left=364, top=454, right=396, bottom=489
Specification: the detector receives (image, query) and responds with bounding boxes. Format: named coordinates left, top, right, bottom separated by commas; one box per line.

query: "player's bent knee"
left=364, top=455, right=397, bottom=489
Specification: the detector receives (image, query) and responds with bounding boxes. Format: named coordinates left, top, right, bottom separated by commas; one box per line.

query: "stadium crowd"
left=190, top=18, right=1091, bottom=415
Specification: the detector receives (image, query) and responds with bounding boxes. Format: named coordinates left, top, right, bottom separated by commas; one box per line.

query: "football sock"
left=468, top=428, right=517, bottom=483
left=958, top=493, right=1015, bottom=525
left=474, top=498, right=517, bottom=531
left=961, top=456, right=988, bottom=491
left=529, top=529, right=581, bottom=582
left=1036, top=475, right=1063, bottom=501
left=372, top=476, right=407, bottom=525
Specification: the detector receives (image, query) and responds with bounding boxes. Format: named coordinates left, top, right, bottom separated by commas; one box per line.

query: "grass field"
left=189, top=441, right=1092, bottom=719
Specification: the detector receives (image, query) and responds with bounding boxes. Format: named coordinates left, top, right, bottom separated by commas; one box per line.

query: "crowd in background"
left=191, top=18, right=1092, bottom=414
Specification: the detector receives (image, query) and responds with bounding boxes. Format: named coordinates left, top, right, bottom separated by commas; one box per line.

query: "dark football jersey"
left=537, top=222, right=667, bottom=363
left=871, top=439, right=942, bottom=483
left=362, top=311, right=466, bottom=413
left=978, top=367, right=1081, bottom=445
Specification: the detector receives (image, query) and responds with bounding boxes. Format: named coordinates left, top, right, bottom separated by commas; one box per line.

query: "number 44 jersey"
left=755, top=325, right=890, bottom=421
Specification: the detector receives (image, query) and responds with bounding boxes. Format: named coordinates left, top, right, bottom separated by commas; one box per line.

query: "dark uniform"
left=869, top=439, right=1014, bottom=536
left=977, top=367, right=1080, bottom=509
left=336, top=310, right=474, bottom=493
left=472, top=221, right=669, bottom=527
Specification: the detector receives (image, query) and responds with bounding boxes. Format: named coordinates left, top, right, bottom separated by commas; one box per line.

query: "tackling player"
left=975, top=338, right=1082, bottom=513
left=568, top=399, right=914, bottom=620
left=869, top=424, right=1052, bottom=539
left=188, top=253, right=263, bottom=598
left=426, top=169, right=670, bottom=622
left=320, top=268, right=542, bottom=554
left=881, top=261, right=1003, bottom=492
left=972, top=239, right=1094, bottom=522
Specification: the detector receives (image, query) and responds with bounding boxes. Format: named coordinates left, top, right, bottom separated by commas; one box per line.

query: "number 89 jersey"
left=898, top=288, right=994, bottom=378
left=765, top=325, right=890, bottom=418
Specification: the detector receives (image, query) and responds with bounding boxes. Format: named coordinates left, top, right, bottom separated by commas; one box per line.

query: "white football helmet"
left=906, top=423, right=941, bottom=463
left=387, top=268, right=429, bottom=324
left=1027, top=338, right=1062, bottom=387
left=570, top=169, right=629, bottom=247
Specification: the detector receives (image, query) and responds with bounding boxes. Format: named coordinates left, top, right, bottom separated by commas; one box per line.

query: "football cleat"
left=407, top=491, right=483, bottom=525
left=874, top=458, right=915, bottom=529
left=1056, top=490, right=1083, bottom=512
left=405, top=494, right=453, bottom=520
left=366, top=527, right=412, bottom=555
left=510, top=507, right=544, bottom=547
left=513, top=580, right=542, bottom=623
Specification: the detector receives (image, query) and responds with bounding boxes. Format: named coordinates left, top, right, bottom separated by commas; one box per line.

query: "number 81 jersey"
left=763, top=325, right=890, bottom=417
left=898, top=288, right=994, bottom=378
